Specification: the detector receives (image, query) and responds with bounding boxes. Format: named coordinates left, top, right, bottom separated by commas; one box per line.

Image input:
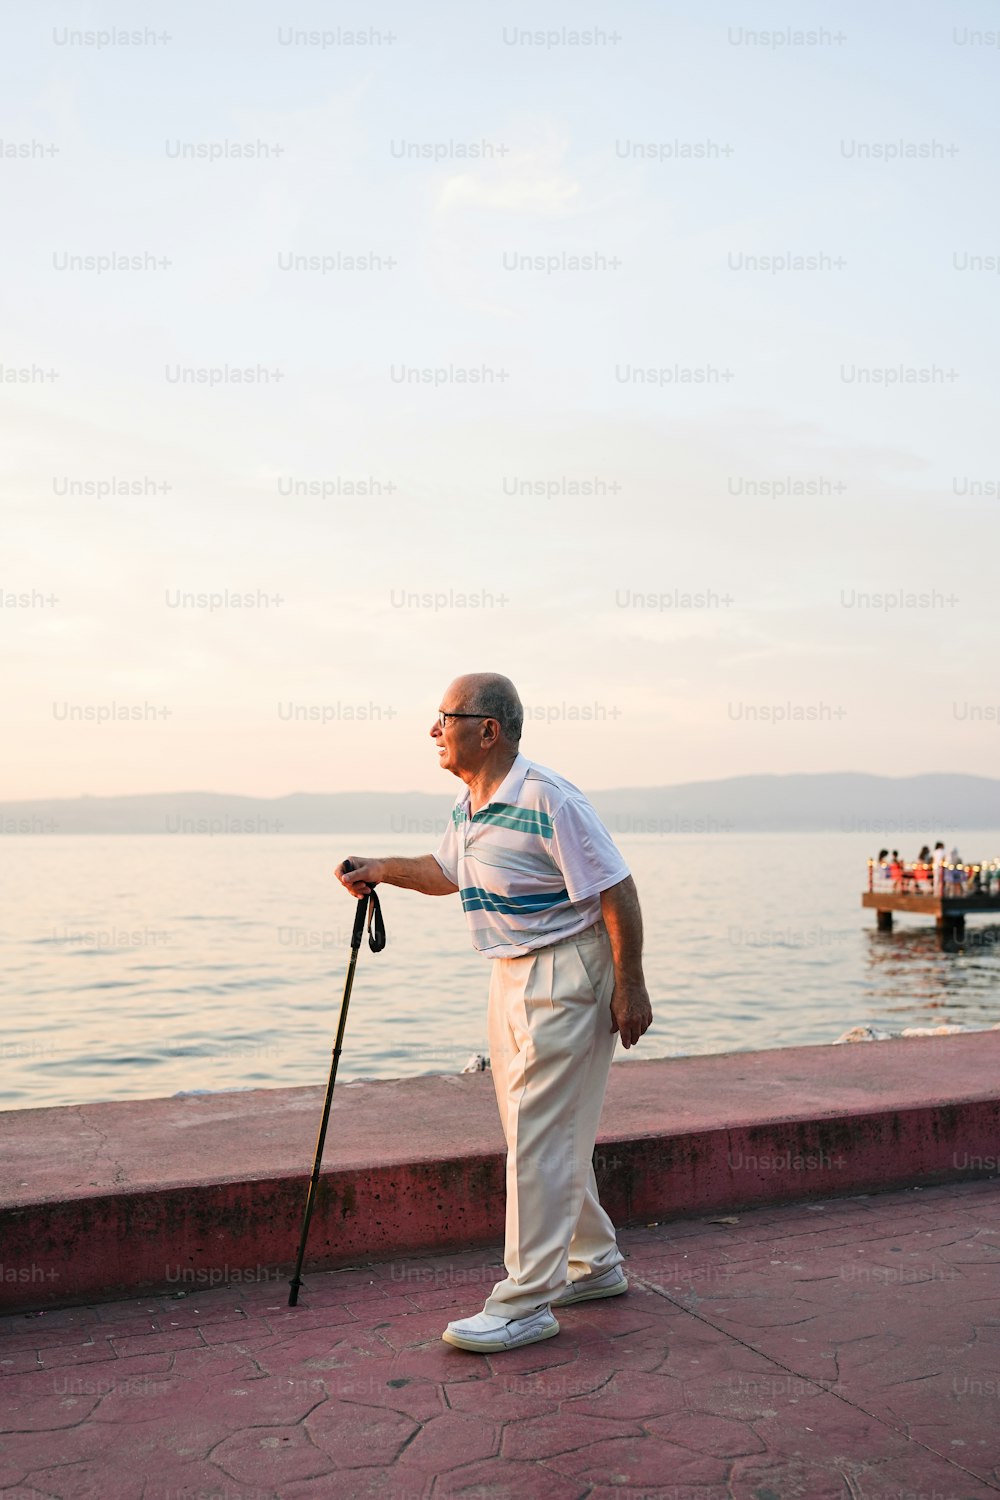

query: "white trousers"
left=482, top=919, right=623, bottom=1318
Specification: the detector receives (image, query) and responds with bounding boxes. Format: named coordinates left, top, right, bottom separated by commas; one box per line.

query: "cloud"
left=436, top=119, right=583, bottom=218
left=438, top=164, right=581, bottom=216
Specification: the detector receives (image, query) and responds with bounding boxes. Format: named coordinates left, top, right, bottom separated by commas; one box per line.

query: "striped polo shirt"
left=433, top=752, right=630, bottom=958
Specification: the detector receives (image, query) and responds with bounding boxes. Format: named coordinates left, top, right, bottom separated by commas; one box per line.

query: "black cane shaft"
left=351, top=888, right=368, bottom=949
left=288, top=894, right=368, bottom=1305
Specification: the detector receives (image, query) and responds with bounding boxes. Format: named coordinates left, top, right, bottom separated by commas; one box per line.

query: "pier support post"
left=937, top=913, right=965, bottom=943
left=876, top=909, right=893, bottom=932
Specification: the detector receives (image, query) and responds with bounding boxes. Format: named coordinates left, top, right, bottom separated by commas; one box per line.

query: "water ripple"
left=3, top=831, right=999, bottom=1109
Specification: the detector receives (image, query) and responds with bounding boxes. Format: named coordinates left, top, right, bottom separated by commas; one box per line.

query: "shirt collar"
left=458, top=751, right=531, bottom=815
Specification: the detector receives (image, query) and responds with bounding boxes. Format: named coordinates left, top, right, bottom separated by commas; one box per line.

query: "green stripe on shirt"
left=460, top=885, right=568, bottom=915
left=470, top=802, right=554, bottom=838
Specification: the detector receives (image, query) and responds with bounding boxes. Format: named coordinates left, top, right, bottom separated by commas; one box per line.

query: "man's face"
left=430, top=682, right=488, bottom=777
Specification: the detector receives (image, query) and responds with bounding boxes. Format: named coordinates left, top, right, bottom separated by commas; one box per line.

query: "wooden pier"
left=862, top=889, right=1000, bottom=940
left=863, top=858, right=1000, bottom=941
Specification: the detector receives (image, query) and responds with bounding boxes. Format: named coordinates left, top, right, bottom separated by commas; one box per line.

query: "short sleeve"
left=434, top=811, right=461, bottom=886
left=549, top=796, right=630, bottom=904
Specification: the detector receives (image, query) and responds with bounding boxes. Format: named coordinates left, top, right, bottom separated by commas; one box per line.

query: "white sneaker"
left=551, top=1264, right=628, bottom=1306
left=441, top=1306, right=560, bottom=1353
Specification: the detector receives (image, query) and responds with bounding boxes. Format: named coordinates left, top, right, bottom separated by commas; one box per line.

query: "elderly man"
left=336, top=672, right=653, bottom=1353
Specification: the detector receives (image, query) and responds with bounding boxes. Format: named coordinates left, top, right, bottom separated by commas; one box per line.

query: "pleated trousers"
left=482, top=918, right=623, bottom=1318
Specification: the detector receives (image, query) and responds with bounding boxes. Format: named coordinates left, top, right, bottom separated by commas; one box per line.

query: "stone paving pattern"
left=2, top=1178, right=998, bottom=1498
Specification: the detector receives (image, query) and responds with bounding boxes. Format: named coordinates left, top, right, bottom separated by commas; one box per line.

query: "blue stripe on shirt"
left=460, top=885, right=569, bottom=916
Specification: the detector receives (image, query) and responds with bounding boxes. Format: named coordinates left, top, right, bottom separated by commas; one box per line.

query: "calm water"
left=3, top=833, right=1000, bottom=1110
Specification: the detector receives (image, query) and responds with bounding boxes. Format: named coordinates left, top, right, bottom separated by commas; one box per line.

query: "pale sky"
left=4, top=1, right=999, bottom=799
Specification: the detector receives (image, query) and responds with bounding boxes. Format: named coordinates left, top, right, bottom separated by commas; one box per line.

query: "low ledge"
left=3, top=1035, right=1000, bottom=1311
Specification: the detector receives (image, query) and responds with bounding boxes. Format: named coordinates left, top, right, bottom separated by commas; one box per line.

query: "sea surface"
left=3, top=832, right=1000, bottom=1110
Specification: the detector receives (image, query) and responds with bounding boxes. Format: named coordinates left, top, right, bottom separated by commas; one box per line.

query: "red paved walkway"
left=2, top=1178, right=999, bottom=1498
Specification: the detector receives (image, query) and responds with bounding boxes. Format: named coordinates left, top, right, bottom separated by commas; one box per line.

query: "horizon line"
left=4, top=768, right=1000, bottom=804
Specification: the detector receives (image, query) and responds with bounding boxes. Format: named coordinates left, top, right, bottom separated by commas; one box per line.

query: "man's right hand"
left=335, top=858, right=383, bottom=898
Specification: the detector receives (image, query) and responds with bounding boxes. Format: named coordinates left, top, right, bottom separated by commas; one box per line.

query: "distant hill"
left=3, top=773, right=1000, bottom=835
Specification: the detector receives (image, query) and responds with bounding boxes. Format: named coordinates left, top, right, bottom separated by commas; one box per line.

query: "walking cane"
left=288, top=861, right=387, bottom=1306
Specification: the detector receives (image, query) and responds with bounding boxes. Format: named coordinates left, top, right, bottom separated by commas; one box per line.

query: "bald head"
left=447, top=673, right=523, bottom=747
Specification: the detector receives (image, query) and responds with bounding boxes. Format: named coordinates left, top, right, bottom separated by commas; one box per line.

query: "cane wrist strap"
left=367, top=889, right=386, bottom=952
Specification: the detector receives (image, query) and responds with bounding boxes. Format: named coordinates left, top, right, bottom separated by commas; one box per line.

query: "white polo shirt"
left=433, top=752, right=630, bottom=958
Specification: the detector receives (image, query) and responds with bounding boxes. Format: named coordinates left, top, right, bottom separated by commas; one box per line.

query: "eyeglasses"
left=436, top=710, right=489, bottom=729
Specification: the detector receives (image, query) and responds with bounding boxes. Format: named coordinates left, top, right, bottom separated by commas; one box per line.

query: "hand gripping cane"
left=288, top=862, right=386, bottom=1306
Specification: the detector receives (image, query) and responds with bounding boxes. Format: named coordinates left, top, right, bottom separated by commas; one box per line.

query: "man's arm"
left=600, top=875, right=653, bottom=1050
left=336, top=855, right=457, bottom=898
